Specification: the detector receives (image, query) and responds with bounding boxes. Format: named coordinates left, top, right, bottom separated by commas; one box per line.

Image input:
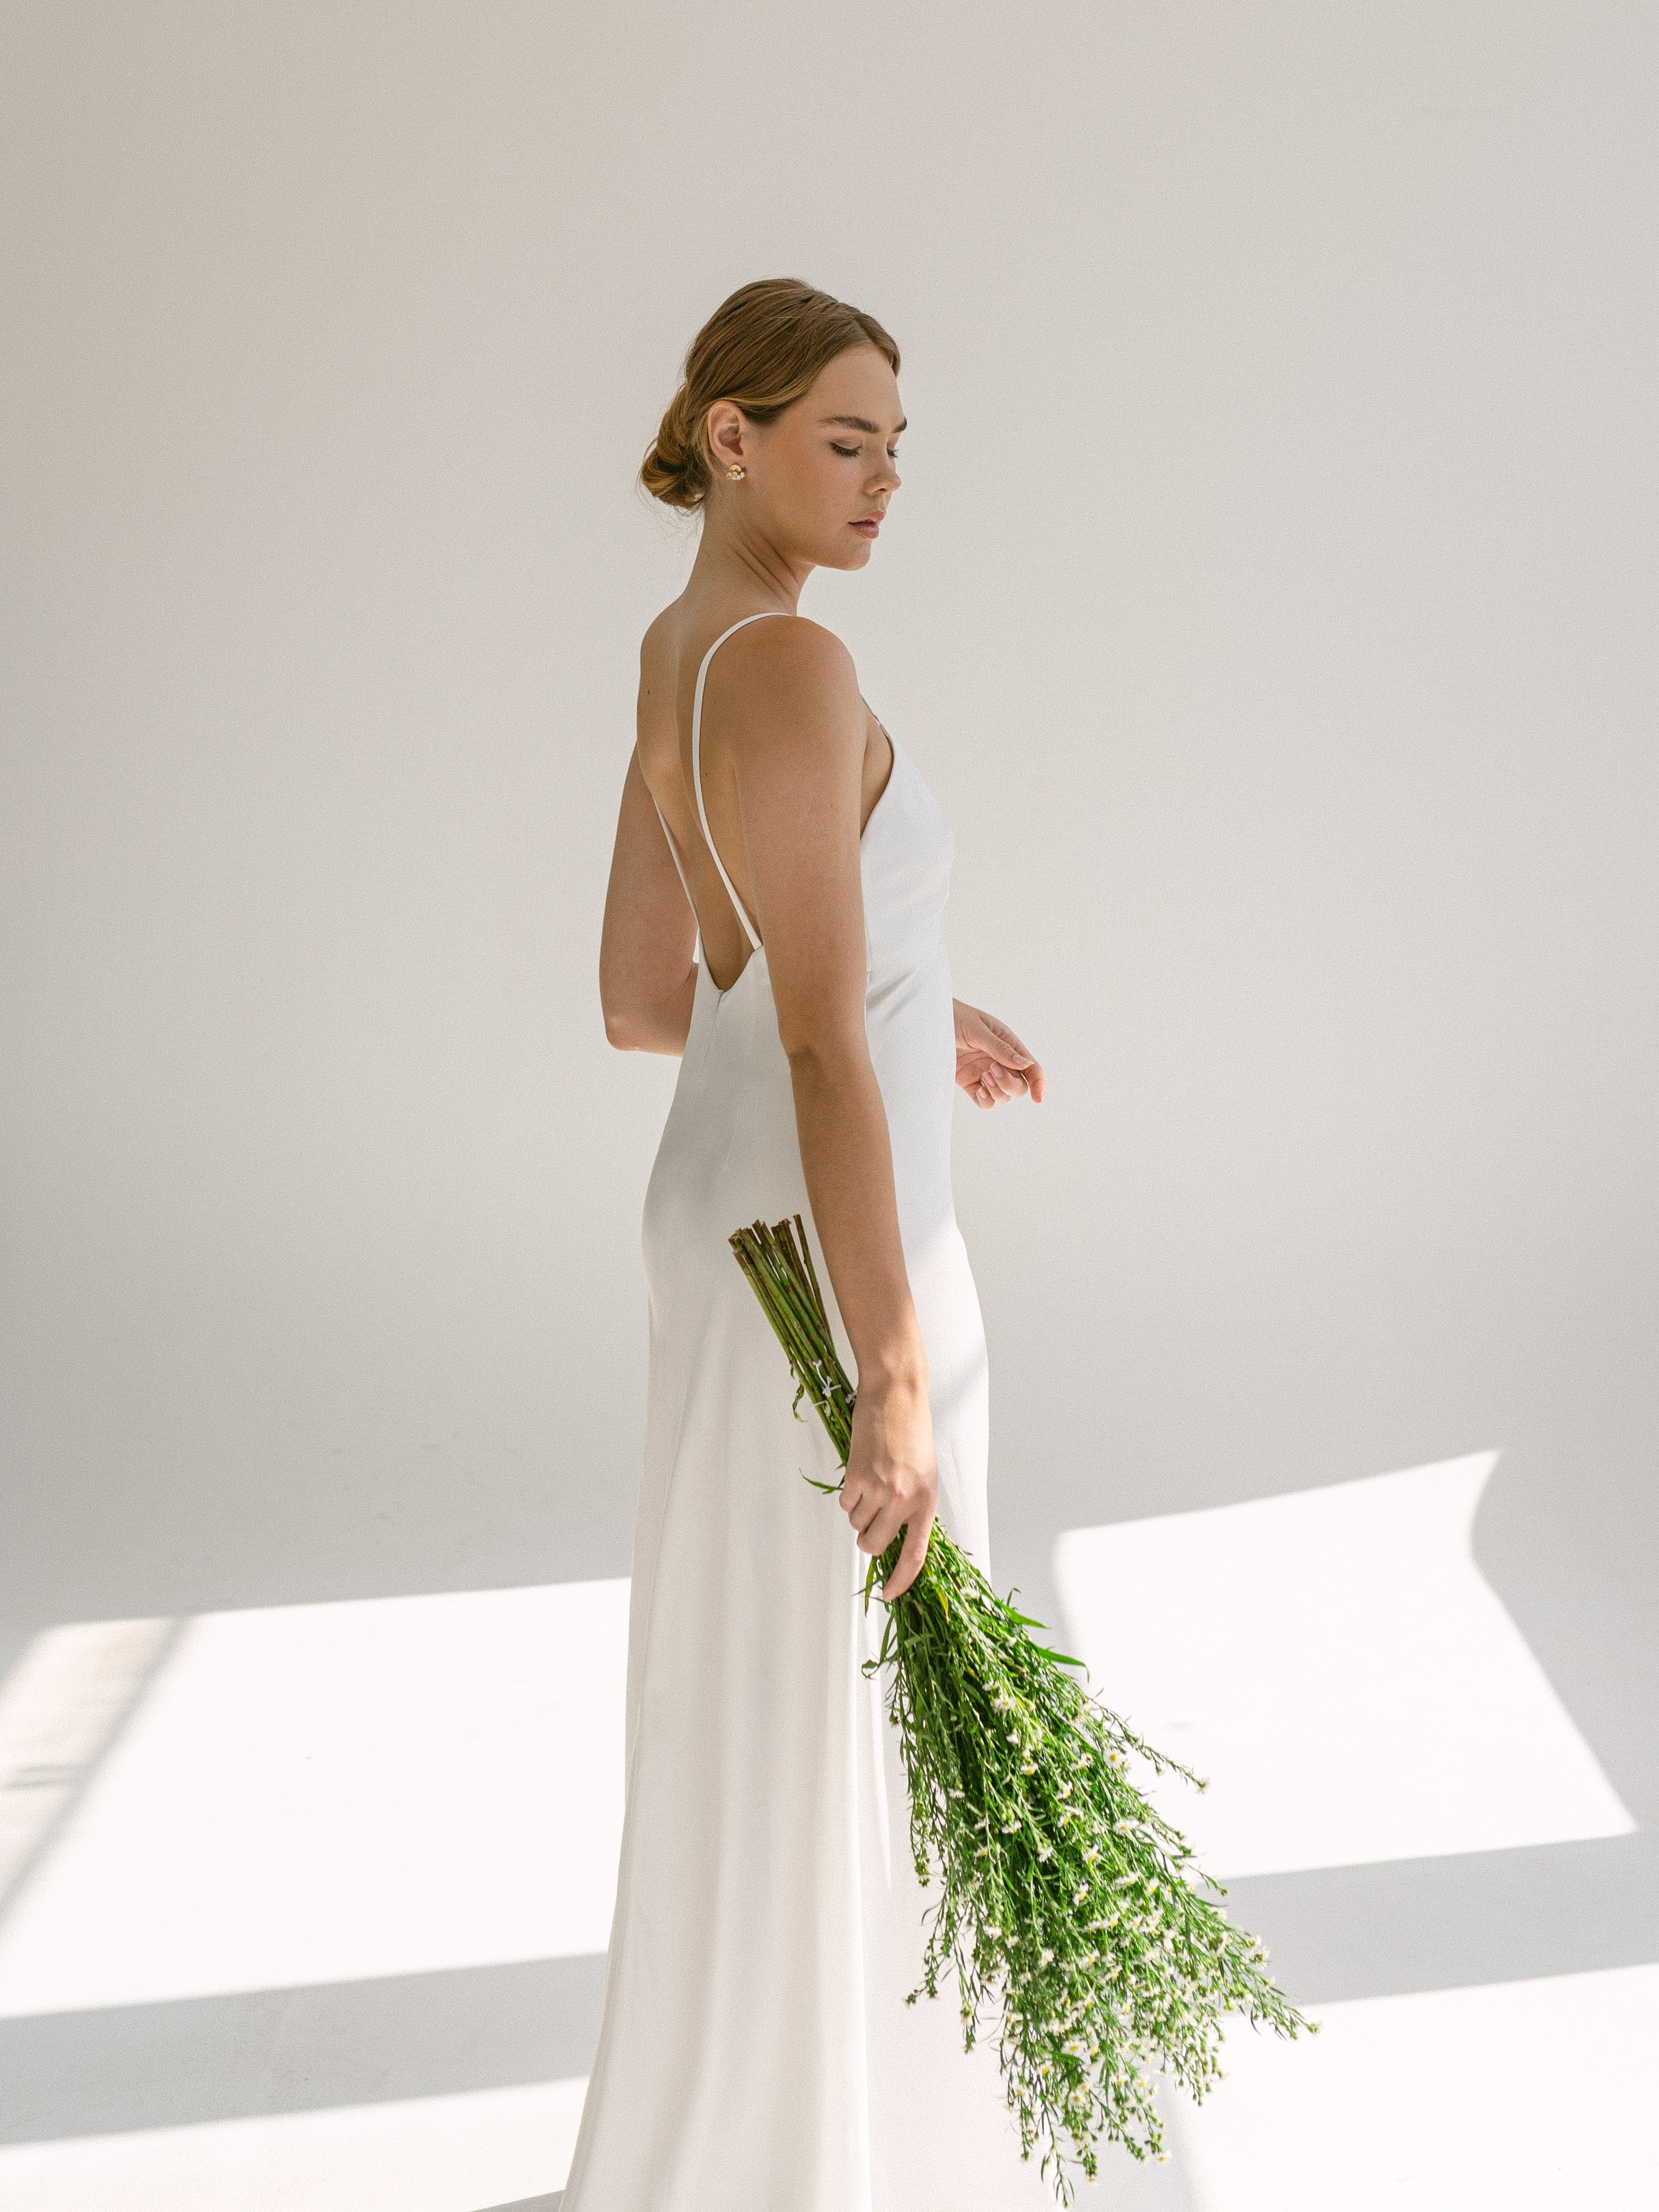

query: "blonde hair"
left=641, top=278, right=901, bottom=511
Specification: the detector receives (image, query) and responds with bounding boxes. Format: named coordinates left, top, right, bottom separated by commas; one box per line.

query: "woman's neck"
left=687, top=505, right=811, bottom=614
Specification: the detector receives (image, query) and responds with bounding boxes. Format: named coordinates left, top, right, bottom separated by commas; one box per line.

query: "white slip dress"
left=560, top=615, right=1061, bottom=2211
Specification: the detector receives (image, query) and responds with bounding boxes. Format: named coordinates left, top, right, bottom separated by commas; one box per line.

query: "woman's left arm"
left=953, top=999, right=1047, bottom=1109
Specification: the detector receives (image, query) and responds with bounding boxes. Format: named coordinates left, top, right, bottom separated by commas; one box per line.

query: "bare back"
left=636, top=603, right=895, bottom=992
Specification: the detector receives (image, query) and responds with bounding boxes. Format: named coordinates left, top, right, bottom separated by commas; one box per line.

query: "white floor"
left=5, top=1971, right=1655, bottom=2212
left=1164, top=1962, right=1659, bottom=2211
left=0, top=1580, right=629, bottom=2016
left=0, top=1455, right=1651, bottom=2209
left=1053, top=1452, right=1634, bottom=1879
left=0, top=2081, right=586, bottom=2212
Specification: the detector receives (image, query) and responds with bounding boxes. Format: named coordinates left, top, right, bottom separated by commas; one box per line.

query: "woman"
left=575, top=279, right=1054, bottom=2210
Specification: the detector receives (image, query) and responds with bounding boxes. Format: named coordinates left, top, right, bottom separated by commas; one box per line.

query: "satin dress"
left=561, top=615, right=1059, bottom=2210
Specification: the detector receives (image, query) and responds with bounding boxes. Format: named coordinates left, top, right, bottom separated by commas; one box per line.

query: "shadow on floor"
left=0, top=1955, right=604, bottom=2143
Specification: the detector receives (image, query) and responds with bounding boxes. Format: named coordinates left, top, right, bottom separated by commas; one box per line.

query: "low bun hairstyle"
left=641, top=277, right=901, bottom=511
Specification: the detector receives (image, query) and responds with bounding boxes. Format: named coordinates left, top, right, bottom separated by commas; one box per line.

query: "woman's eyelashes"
left=830, top=441, right=901, bottom=461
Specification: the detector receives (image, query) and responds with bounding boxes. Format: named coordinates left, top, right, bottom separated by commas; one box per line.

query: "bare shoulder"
left=715, top=614, right=860, bottom=725
left=637, top=606, right=678, bottom=696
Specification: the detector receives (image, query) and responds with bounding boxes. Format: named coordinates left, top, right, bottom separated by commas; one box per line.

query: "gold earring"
left=725, top=464, right=745, bottom=481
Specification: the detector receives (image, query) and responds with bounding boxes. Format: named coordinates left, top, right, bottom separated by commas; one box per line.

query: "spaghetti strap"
left=690, top=611, right=785, bottom=953
left=648, top=783, right=695, bottom=912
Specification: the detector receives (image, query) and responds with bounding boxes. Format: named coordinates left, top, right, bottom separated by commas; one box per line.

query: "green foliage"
left=731, top=1217, right=1314, bottom=2200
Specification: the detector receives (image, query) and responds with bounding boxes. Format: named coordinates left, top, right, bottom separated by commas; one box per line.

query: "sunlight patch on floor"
left=0, top=2078, right=586, bottom=2212
left=0, top=1583, right=628, bottom=2016
left=1164, top=1963, right=1659, bottom=2210
left=1053, top=1452, right=1634, bottom=1877
left=0, top=1619, right=176, bottom=1906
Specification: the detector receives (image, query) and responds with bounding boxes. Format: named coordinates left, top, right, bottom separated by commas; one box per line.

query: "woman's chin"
left=821, top=536, right=875, bottom=573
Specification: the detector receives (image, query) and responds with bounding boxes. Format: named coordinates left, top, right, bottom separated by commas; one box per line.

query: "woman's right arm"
left=726, top=621, right=937, bottom=1598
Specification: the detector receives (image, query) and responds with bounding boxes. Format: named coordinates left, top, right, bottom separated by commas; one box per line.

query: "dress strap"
left=691, top=612, right=785, bottom=953
left=648, top=782, right=695, bottom=911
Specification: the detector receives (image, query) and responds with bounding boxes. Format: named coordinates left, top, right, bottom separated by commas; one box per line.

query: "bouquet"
left=730, top=1215, right=1312, bottom=2199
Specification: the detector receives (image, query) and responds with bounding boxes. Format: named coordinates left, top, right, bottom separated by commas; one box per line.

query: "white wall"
left=2, top=3, right=1655, bottom=2200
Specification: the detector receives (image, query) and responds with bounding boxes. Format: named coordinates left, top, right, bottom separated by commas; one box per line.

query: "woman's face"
left=706, top=344, right=904, bottom=572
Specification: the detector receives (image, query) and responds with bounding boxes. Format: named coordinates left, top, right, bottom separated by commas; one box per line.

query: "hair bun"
left=641, top=384, right=706, bottom=512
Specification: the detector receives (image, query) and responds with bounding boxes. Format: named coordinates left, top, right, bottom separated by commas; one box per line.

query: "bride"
left=574, top=278, right=1054, bottom=2210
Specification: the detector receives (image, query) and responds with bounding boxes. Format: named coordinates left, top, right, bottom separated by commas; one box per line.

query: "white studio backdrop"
left=2, top=5, right=1656, bottom=2208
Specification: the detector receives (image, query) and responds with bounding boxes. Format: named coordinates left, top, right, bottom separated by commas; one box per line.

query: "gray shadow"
left=0, top=1954, right=605, bottom=2143
left=1223, top=1830, right=1659, bottom=2007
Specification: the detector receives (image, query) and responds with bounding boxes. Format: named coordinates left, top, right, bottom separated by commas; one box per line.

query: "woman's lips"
left=852, top=516, right=882, bottom=538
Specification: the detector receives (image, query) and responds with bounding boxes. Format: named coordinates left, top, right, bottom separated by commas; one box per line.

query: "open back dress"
left=561, top=615, right=1059, bottom=2210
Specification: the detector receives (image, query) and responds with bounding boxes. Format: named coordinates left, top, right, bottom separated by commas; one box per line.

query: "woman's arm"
left=724, top=619, right=936, bottom=1598
left=599, top=749, right=699, bottom=1055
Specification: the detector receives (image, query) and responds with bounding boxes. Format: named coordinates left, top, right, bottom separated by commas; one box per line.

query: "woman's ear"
left=705, top=400, right=747, bottom=474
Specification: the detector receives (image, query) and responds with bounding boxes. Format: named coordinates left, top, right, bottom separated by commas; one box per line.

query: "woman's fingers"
left=856, top=1480, right=936, bottom=1557
left=841, top=1386, right=937, bottom=1575
left=985, top=1024, right=1034, bottom=1067
left=963, top=1056, right=1033, bottom=1107
left=954, top=1004, right=1046, bottom=1109
left=853, top=1490, right=897, bottom=1553
left=842, top=1469, right=937, bottom=1575
left=840, top=1480, right=880, bottom=1538
left=985, top=1031, right=1045, bottom=1104
left=966, top=1006, right=1047, bottom=1105
left=1000, top=1041, right=1046, bottom=1103
left=881, top=1508, right=935, bottom=1599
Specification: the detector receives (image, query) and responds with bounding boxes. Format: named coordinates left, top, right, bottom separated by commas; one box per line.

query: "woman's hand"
left=840, top=1373, right=937, bottom=1599
left=953, top=1001, right=1047, bottom=1110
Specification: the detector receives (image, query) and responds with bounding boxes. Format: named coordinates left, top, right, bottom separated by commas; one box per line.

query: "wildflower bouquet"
left=730, top=1215, right=1312, bottom=2199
